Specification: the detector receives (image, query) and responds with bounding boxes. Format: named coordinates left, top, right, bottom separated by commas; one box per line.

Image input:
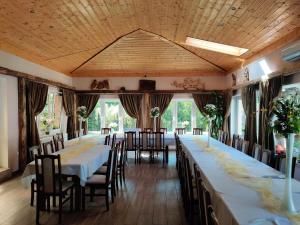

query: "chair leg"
left=122, top=166, right=125, bottom=182
left=111, top=183, right=115, bottom=203
left=70, top=188, right=74, bottom=211
left=36, top=193, right=40, bottom=225
left=81, top=187, right=85, bottom=211
left=105, top=188, right=109, bottom=211
left=90, top=187, right=94, bottom=202
left=53, top=195, right=56, bottom=207
left=47, top=196, right=51, bottom=212
left=31, top=181, right=34, bottom=206
left=59, top=195, right=62, bottom=224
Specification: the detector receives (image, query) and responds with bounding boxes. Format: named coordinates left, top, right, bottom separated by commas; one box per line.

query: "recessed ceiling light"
left=185, top=37, right=248, bottom=56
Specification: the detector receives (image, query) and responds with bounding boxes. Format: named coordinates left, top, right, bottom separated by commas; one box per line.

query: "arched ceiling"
left=0, top=0, right=299, bottom=77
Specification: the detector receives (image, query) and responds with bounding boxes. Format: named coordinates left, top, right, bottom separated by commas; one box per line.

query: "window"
left=87, top=98, right=136, bottom=132
left=230, top=95, right=246, bottom=137
left=38, top=88, right=63, bottom=135
left=161, top=99, right=207, bottom=133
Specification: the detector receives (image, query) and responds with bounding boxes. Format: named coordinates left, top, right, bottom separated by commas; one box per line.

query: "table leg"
left=72, top=176, right=82, bottom=211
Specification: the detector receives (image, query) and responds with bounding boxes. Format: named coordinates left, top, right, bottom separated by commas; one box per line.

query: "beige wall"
left=73, top=75, right=232, bottom=90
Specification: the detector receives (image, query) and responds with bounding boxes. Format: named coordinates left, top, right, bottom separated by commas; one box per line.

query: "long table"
left=22, top=137, right=110, bottom=209
left=180, top=135, right=300, bottom=225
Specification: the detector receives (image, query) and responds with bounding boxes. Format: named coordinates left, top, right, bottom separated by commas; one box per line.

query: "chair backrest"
left=193, top=128, right=203, bottom=135
left=111, top=133, right=117, bottom=148
left=236, top=138, right=244, bottom=151
left=261, top=149, right=272, bottom=165
left=194, top=164, right=206, bottom=225
left=42, top=140, right=55, bottom=155
left=105, top=149, right=114, bottom=184
left=175, top=128, right=185, bottom=135
left=35, top=154, right=62, bottom=194
left=53, top=134, right=64, bottom=152
left=207, top=205, right=220, bottom=225
left=232, top=134, right=239, bottom=147
left=252, top=143, right=262, bottom=161
left=104, top=135, right=111, bottom=145
left=241, top=140, right=249, bottom=154
left=184, top=157, right=195, bottom=213
left=139, top=131, right=151, bottom=150
left=159, top=128, right=167, bottom=134
left=201, top=182, right=212, bottom=225
left=124, top=131, right=136, bottom=150
left=144, top=128, right=153, bottom=133
left=29, top=146, right=42, bottom=161
left=222, top=131, right=228, bottom=144
left=101, top=128, right=111, bottom=134
left=152, top=132, right=165, bottom=150
left=117, top=140, right=125, bottom=167
left=275, top=155, right=297, bottom=178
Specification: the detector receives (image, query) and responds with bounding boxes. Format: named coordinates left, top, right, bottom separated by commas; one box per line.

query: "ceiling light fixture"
left=185, top=37, right=248, bottom=56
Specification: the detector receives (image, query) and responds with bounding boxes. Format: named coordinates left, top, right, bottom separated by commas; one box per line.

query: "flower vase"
left=281, top=133, right=297, bottom=214
left=153, top=117, right=157, bottom=132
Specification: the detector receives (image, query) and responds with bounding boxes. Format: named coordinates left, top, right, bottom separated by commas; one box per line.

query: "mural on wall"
left=232, top=73, right=237, bottom=86
left=90, top=79, right=109, bottom=90
left=171, top=78, right=205, bottom=90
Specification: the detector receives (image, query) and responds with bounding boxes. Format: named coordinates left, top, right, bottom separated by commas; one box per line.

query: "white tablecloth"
left=180, top=135, right=300, bottom=225
left=22, top=139, right=110, bottom=187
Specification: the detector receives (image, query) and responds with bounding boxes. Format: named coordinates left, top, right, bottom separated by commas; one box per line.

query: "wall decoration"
left=244, top=67, right=250, bottom=81
left=171, top=78, right=205, bottom=90
left=139, top=80, right=156, bottom=90
left=90, top=79, right=109, bottom=90
left=232, top=73, right=237, bottom=86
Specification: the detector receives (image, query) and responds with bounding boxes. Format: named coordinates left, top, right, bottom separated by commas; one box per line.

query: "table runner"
left=180, top=135, right=300, bottom=225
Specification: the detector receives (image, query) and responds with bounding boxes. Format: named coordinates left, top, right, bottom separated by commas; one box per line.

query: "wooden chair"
left=29, top=146, right=42, bottom=206
left=151, top=131, right=168, bottom=164
left=236, top=138, right=244, bottom=151
left=104, top=135, right=110, bottom=145
left=42, top=140, right=55, bottom=155
left=252, top=143, right=262, bottom=161
left=35, top=154, right=75, bottom=224
left=138, top=131, right=152, bottom=163
left=207, top=205, right=220, bottom=225
left=124, top=131, right=137, bottom=163
left=194, top=164, right=206, bottom=225
left=144, top=128, right=153, bottom=132
left=116, top=140, right=126, bottom=186
left=111, top=133, right=117, bottom=148
left=261, top=149, right=272, bottom=165
left=275, top=154, right=297, bottom=178
left=201, top=182, right=212, bottom=225
left=101, top=128, right=111, bottom=134
left=222, top=131, right=229, bottom=144
left=241, top=140, right=249, bottom=154
left=53, top=134, right=64, bottom=152
left=193, top=128, right=203, bottom=135
left=175, top=128, right=186, bottom=135
left=159, top=127, right=167, bottom=134
left=83, top=148, right=115, bottom=211
left=231, top=134, right=239, bottom=147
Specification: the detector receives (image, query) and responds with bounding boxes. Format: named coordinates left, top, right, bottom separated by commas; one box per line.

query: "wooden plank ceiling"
left=0, top=0, right=299, bottom=77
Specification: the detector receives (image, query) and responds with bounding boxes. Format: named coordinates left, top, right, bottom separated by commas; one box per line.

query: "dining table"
left=22, top=135, right=110, bottom=210
left=179, top=135, right=300, bottom=225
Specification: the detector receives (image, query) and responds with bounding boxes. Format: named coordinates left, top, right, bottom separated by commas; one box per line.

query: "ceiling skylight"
left=185, top=37, right=248, bottom=56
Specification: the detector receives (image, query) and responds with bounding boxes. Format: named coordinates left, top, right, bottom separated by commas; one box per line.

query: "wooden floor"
left=0, top=153, right=187, bottom=225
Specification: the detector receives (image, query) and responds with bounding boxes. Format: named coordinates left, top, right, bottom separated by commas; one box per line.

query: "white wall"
left=0, top=50, right=73, bottom=86
left=73, top=75, right=231, bottom=90
left=0, top=75, right=19, bottom=171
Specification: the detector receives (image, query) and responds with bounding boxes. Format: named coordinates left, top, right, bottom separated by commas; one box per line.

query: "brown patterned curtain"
left=192, top=93, right=216, bottom=115
left=77, top=94, right=100, bottom=135
left=119, top=94, right=143, bottom=128
left=241, top=85, right=257, bottom=154
left=150, top=94, right=174, bottom=130
left=26, top=81, right=48, bottom=148
left=62, top=89, right=76, bottom=139
left=259, top=76, right=283, bottom=150
left=222, top=90, right=233, bottom=136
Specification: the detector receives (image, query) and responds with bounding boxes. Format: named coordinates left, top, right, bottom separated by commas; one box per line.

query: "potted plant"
left=41, top=116, right=54, bottom=135
left=150, top=107, right=160, bottom=132
left=204, top=104, right=218, bottom=147
left=270, top=90, right=300, bottom=214
left=109, top=122, right=118, bottom=132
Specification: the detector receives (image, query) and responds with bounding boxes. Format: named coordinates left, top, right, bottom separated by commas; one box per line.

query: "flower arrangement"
left=204, top=104, right=218, bottom=120
left=40, top=116, right=54, bottom=134
left=109, top=122, right=118, bottom=129
left=150, top=107, right=160, bottom=118
left=270, top=91, right=300, bottom=137
left=77, top=106, right=88, bottom=121
left=182, top=120, right=189, bottom=128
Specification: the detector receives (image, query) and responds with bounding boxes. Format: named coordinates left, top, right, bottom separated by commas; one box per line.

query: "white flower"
left=182, top=121, right=189, bottom=127
left=150, top=107, right=160, bottom=118
left=109, top=122, right=118, bottom=128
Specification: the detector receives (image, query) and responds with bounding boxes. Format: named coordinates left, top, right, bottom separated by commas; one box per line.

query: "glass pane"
left=88, top=101, right=101, bottom=131
left=53, top=95, right=62, bottom=129
left=161, top=101, right=174, bottom=132
left=196, top=108, right=207, bottom=131
left=123, top=109, right=136, bottom=130
left=238, top=98, right=246, bottom=136
left=105, top=101, right=119, bottom=131
left=177, top=101, right=192, bottom=132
